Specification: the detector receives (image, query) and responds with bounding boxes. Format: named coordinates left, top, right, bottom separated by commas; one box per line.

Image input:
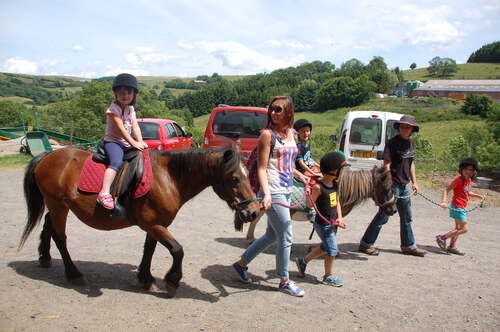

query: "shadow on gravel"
left=378, top=245, right=448, bottom=255
left=200, top=264, right=276, bottom=301
left=8, top=260, right=221, bottom=302
left=215, top=238, right=368, bottom=261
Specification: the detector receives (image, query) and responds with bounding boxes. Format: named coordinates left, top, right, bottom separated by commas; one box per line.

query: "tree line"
left=171, top=57, right=402, bottom=116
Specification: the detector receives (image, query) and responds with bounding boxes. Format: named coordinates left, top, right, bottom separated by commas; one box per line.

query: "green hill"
left=403, top=63, right=500, bottom=81
left=0, top=73, right=243, bottom=105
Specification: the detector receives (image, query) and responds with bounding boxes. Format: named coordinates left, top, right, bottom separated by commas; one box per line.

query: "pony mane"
left=158, top=144, right=241, bottom=182
left=338, top=166, right=391, bottom=216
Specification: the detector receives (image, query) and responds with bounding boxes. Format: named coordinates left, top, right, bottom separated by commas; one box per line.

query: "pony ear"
left=222, top=149, right=234, bottom=163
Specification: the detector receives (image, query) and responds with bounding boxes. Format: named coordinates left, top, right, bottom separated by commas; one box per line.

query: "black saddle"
left=92, top=141, right=144, bottom=223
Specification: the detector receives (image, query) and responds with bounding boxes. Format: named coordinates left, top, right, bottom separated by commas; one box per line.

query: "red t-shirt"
left=451, top=176, right=472, bottom=208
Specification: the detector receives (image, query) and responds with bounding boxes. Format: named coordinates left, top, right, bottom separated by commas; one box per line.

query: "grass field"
left=0, top=96, right=34, bottom=104
left=402, top=63, right=500, bottom=81
left=0, top=154, right=32, bottom=168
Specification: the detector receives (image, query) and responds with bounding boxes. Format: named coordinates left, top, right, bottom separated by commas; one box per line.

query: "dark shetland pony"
left=19, top=145, right=260, bottom=297
left=245, top=166, right=397, bottom=241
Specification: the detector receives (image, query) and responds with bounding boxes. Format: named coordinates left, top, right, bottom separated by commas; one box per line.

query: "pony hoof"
left=38, top=258, right=52, bottom=268
left=140, top=281, right=158, bottom=292
left=165, top=282, right=178, bottom=298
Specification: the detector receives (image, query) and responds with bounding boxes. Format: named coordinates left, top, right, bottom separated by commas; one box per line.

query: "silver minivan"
left=336, top=110, right=404, bottom=170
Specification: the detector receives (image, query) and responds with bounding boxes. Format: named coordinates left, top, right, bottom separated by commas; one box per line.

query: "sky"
left=1, top=0, right=499, bottom=79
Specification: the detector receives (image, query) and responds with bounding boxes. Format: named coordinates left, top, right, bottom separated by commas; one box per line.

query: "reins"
left=257, top=188, right=340, bottom=226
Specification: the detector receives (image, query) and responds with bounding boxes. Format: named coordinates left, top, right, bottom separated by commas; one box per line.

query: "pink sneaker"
left=97, top=193, right=114, bottom=210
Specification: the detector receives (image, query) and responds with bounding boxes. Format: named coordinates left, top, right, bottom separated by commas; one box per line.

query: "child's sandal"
left=97, top=193, right=114, bottom=210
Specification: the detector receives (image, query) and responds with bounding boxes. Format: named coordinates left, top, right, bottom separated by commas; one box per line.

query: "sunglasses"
left=268, top=105, right=284, bottom=113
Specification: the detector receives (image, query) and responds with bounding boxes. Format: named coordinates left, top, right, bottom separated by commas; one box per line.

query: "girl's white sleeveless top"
left=267, top=134, right=298, bottom=194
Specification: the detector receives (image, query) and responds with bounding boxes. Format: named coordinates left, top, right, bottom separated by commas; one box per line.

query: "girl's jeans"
left=242, top=193, right=292, bottom=280
left=360, top=184, right=417, bottom=250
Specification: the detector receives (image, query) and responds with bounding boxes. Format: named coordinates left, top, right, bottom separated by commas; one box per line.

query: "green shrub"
left=414, top=134, right=433, bottom=159
left=477, top=142, right=500, bottom=170
left=486, top=103, right=500, bottom=142
left=310, top=132, right=337, bottom=160
left=188, top=127, right=205, bottom=148
left=461, top=94, right=493, bottom=118
left=443, top=125, right=499, bottom=171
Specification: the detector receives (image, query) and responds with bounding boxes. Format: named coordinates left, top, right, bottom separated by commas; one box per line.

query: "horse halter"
left=213, top=180, right=258, bottom=211
left=234, top=195, right=260, bottom=209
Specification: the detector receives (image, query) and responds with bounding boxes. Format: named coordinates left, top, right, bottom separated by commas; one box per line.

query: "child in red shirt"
left=435, top=157, right=485, bottom=255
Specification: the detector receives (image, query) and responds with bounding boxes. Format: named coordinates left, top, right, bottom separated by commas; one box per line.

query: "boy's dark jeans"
left=360, top=184, right=417, bottom=250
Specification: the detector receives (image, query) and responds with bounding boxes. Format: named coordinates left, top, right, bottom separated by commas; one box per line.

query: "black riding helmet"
left=293, top=118, right=312, bottom=131
left=459, top=157, right=479, bottom=173
left=112, top=73, right=138, bottom=93
left=320, top=151, right=348, bottom=174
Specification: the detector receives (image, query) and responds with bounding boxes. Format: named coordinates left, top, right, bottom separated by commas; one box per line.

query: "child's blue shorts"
left=314, top=222, right=338, bottom=256
left=449, top=204, right=467, bottom=221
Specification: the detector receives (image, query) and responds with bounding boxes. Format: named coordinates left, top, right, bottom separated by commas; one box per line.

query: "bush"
left=444, top=125, right=499, bottom=171
left=461, top=94, right=493, bottom=118
left=310, top=132, right=337, bottom=160
left=0, top=100, right=28, bottom=126
left=486, top=103, right=500, bottom=142
left=188, top=127, right=205, bottom=148
left=414, top=134, right=433, bottom=159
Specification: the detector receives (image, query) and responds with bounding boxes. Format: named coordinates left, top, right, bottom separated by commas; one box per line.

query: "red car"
left=202, top=105, right=268, bottom=159
left=137, top=118, right=193, bottom=151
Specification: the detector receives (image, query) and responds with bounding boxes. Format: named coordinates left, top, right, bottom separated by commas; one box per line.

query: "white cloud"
left=184, top=40, right=305, bottom=73
left=286, top=41, right=311, bottom=50
left=72, top=45, right=84, bottom=52
left=407, top=21, right=460, bottom=47
left=264, top=40, right=311, bottom=50
left=1, top=57, right=38, bottom=74
left=177, top=41, right=195, bottom=50
left=78, top=72, right=97, bottom=78
left=125, top=47, right=175, bottom=66
left=396, top=4, right=461, bottom=48
left=104, top=67, right=150, bottom=77
left=265, top=40, right=282, bottom=47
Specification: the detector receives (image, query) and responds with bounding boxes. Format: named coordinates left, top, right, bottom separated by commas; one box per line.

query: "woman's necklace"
left=273, top=128, right=287, bottom=142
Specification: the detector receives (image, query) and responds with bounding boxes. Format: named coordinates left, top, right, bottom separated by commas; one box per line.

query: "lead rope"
left=394, top=192, right=485, bottom=213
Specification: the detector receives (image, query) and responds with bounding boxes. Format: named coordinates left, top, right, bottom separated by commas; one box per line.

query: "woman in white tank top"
left=232, top=96, right=309, bottom=297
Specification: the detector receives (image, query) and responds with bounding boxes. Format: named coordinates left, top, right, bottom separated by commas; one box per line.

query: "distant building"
left=193, top=80, right=207, bottom=84
left=392, top=80, right=422, bottom=97
left=410, top=80, right=500, bottom=100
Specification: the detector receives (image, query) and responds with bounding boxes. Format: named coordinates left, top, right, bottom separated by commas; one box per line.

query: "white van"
left=336, top=111, right=404, bottom=170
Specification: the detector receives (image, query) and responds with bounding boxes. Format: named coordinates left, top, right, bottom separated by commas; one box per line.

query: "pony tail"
left=19, top=153, right=48, bottom=250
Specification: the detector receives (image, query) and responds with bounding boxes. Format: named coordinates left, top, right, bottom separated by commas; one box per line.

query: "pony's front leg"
left=137, top=234, right=157, bottom=291
left=246, top=210, right=265, bottom=242
left=149, top=226, right=184, bottom=298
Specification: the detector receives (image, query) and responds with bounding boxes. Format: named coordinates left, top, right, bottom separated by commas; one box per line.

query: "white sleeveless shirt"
left=267, top=132, right=298, bottom=194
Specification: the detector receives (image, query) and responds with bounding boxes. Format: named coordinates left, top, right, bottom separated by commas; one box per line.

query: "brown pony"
left=19, top=145, right=260, bottom=297
left=245, top=166, right=397, bottom=241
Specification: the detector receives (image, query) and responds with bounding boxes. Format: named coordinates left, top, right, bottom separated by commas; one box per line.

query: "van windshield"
left=212, top=111, right=267, bottom=138
left=349, top=118, right=382, bottom=145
